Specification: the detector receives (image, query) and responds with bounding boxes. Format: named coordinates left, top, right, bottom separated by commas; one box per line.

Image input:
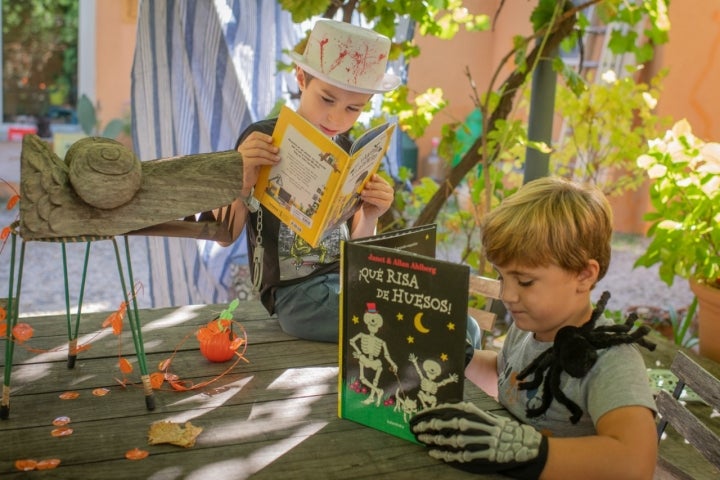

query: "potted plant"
left=634, top=119, right=720, bottom=361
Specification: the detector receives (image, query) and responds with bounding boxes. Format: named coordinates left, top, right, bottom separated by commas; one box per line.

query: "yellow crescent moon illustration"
left=414, top=312, right=430, bottom=334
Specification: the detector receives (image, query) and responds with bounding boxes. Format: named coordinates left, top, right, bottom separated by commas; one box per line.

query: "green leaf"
left=77, top=94, right=97, bottom=136
left=277, top=0, right=330, bottom=23
left=101, top=119, right=125, bottom=139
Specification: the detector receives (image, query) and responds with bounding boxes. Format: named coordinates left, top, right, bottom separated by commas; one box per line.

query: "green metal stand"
left=2, top=232, right=155, bottom=420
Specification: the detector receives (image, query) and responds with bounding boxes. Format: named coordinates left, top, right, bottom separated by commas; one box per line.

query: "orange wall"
left=93, top=1, right=720, bottom=232
left=407, top=0, right=534, bottom=176
left=655, top=0, right=720, bottom=141
left=95, top=0, right=137, bottom=130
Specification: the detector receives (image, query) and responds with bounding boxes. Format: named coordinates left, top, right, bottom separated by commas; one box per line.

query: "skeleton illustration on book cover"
left=340, top=241, right=469, bottom=442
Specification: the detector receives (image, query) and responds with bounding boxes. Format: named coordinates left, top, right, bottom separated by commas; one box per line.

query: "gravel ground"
left=596, top=233, right=693, bottom=315
left=0, top=202, right=694, bottom=318
left=0, top=207, right=152, bottom=317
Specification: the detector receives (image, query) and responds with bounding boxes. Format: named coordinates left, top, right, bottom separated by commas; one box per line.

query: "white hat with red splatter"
left=289, top=19, right=401, bottom=94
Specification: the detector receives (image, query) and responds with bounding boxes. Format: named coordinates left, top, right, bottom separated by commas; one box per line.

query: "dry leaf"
left=147, top=421, right=203, bottom=448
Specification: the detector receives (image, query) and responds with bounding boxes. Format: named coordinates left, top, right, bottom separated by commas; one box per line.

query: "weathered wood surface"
left=0, top=302, right=503, bottom=479
left=4, top=304, right=717, bottom=478
left=643, top=334, right=720, bottom=479
left=18, top=134, right=243, bottom=241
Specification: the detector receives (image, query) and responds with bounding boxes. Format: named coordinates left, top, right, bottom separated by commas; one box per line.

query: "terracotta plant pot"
left=690, top=278, right=720, bottom=363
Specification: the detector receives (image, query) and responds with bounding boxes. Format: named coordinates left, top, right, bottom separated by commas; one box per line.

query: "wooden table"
left=0, top=302, right=505, bottom=479
left=4, top=302, right=717, bottom=478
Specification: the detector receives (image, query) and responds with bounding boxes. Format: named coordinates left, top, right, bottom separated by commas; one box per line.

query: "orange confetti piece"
left=52, top=416, right=71, bottom=426
left=1, top=225, right=10, bottom=241
left=0, top=322, right=6, bottom=338
left=115, top=377, right=129, bottom=388
left=149, top=372, right=165, bottom=390
left=6, top=194, right=19, bottom=210
left=92, top=387, right=110, bottom=397
left=125, top=448, right=149, bottom=460
left=0, top=305, right=6, bottom=322
left=102, top=302, right=127, bottom=335
left=12, top=322, right=34, bottom=343
left=59, top=391, right=80, bottom=400
left=14, top=459, right=37, bottom=471
left=51, top=426, right=74, bottom=437
left=229, top=337, right=245, bottom=351
left=169, top=379, right=190, bottom=391
left=72, top=343, right=92, bottom=354
left=36, top=458, right=61, bottom=470
left=158, top=358, right=171, bottom=371
left=119, top=357, right=133, bottom=374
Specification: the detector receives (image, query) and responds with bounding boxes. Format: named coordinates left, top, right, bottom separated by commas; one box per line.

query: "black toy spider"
left=516, top=291, right=656, bottom=424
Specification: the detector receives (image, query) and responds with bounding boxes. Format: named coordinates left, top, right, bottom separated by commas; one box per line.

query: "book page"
left=322, top=124, right=396, bottom=234
left=253, top=105, right=356, bottom=246
left=349, top=122, right=390, bottom=154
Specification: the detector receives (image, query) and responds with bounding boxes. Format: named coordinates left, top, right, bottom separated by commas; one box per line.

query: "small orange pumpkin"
left=199, top=328, right=236, bottom=363
left=198, top=301, right=241, bottom=363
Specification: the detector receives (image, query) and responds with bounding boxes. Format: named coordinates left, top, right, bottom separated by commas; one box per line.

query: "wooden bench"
left=468, top=274, right=502, bottom=332
left=654, top=350, right=720, bottom=479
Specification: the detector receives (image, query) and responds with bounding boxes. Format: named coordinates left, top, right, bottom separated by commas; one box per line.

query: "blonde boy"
left=411, top=177, right=657, bottom=479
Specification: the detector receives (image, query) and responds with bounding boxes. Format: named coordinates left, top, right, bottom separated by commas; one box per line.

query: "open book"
left=338, top=225, right=469, bottom=443
left=253, top=105, right=396, bottom=247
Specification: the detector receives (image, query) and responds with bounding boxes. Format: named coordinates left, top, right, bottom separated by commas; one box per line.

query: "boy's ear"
left=296, top=67, right=306, bottom=91
left=577, top=260, right=600, bottom=292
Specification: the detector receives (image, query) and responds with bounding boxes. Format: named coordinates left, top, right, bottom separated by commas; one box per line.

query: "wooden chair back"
left=468, top=274, right=502, bottom=332
left=655, top=350, right=720, bottom=478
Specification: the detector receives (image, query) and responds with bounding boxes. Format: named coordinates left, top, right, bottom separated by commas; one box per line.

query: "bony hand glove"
left=410, top=402, right=548, bottom=479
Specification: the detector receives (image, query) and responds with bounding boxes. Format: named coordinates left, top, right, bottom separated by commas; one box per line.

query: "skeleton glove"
left=410, top=402, right=548, bottom=479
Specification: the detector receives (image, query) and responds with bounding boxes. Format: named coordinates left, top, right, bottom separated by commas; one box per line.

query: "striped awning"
left=131, top=0, right=298, bottom=306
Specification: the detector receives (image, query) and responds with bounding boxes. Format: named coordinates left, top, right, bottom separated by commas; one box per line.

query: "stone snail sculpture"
left=66, top=137, right=142, bottom=209
left=17, top=133, right=244, bottom=241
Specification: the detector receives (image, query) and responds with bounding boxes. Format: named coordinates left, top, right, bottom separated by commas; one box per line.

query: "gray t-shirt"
left=497, top=318, right=656, bottom=437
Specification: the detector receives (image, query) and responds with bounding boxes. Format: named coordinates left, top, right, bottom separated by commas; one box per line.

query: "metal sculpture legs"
left=2, top=234, right=154, bottom=419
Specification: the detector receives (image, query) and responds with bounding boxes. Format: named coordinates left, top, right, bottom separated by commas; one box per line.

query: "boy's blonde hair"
left=481, top=176, right=613, bottom=281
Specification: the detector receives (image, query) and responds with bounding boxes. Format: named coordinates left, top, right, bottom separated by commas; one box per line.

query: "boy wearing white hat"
left=229, top=20, right=481, bottom=347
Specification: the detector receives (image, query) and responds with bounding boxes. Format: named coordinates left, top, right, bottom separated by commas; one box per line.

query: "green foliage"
left=668, top=298, right=699, bottom=349
left=2, top=0, right=79, bottom=116
left=279, top=0, right=674, bottom=277
left=77, top=94, right=126, bottom=139
left=634, top=119, right=720, bottom=287
left=278, top=0, right=331, bottom=23
left=552, top=68, right=671, bottom=197
left=381, top=86, right=447, bottom=139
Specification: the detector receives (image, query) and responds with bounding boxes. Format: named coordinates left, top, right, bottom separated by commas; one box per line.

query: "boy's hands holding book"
left=410, top=402, right=548, bottom=479
left=351, top=174, right=394, bottom=238
left=236, top=131, right=280, bottom=196
left=358, top=174, right=394, bottom=221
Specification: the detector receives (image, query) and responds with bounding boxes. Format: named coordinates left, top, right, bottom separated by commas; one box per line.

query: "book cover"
left=338, top=226, right=469, bottom=443
left=253, top=105, right=396, bottom=247
left=352, top=223, right=437, bottom=257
